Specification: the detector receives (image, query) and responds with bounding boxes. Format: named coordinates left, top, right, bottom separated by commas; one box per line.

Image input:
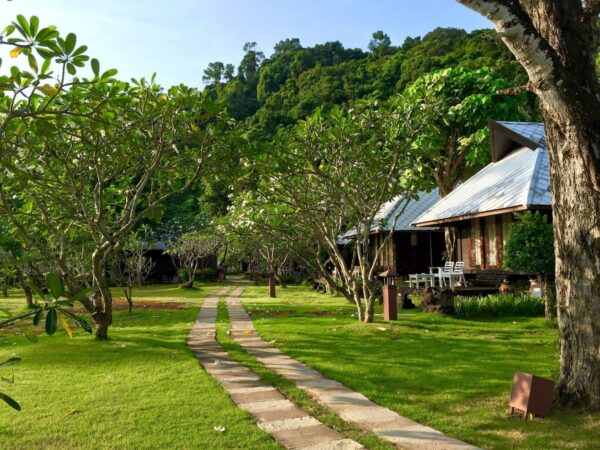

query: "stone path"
left=188, top=287, right=364, bottom=450
left=226, top=295, right=480, bottom=450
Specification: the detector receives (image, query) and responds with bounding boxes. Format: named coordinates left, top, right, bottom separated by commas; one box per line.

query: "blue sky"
left=2, top=1, right=491, bottom=87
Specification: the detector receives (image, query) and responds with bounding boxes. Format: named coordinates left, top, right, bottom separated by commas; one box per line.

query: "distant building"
left=343, top=190, right=445, bottom=275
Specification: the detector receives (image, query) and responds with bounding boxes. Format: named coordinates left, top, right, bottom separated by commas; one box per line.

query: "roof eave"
left=413, top=204, right=552, bottom=227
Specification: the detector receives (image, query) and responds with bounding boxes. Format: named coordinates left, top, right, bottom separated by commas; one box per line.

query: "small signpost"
left=509, top=371, right=555, bottom=420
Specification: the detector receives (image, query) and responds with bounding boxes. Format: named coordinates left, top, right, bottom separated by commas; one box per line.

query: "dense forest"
left=162, top=26, right=532, bottom=227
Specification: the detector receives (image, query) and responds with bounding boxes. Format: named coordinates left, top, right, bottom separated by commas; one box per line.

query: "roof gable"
left=491, top=120, right=546, bottom=161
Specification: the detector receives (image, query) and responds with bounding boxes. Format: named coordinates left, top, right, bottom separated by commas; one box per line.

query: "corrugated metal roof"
left=342, top=190, right=441, bottom=239
left=498, top=121, right=546, bottom=148
left=373, top=189, right=441, bottom=231
left=413, top=146, right=551, bottom=225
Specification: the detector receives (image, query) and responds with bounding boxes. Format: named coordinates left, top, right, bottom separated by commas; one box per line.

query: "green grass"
left=0, top=283, right=281, bottom=450
left=242, top=285, right=600, bottom=450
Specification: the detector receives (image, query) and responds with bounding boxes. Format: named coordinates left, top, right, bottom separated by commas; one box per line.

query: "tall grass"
left=454, top=293, right=545, bottom=318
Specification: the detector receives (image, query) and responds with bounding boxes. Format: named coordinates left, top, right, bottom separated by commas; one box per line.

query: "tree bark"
left=458, top=0, right=600, bottom=410
left=16, top=269, right=33, bottom=307
left=268, top=276, right=276, bottom=298
left=92, top=248, right=113, bottom=340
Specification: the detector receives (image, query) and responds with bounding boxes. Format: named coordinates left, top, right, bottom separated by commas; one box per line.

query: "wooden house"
left=413, top=121, right=551, bottom=277
left=343, top=190, right=446, bottom=275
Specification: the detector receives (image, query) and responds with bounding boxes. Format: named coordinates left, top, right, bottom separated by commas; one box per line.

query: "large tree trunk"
left=458, top=0, right=600, bottom=410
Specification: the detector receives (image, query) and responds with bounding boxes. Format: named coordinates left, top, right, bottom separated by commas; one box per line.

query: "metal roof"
left=497, top=121, right=546, bottom=148
left=373, top=189, right=441, bottom=231
left=342, top=190, right=441, bottom=240
left=413, top=146, right=551, bottom=226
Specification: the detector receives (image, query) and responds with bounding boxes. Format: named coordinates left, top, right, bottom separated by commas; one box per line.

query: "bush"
left=177, top=268, right=189, bottom=281
left=196, top=268, right=216, bottom=281
left=454, top=293, right=545, bottom=318
left=279, top=274, right=296, bottom=285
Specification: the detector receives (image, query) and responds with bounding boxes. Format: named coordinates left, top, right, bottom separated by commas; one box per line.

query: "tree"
left=404, top=66, right=528, bottom=259
left=167, top=231, right=224, bottom=289
left=109, top=228, right=156, bottom=313
left=246, top=98, right=431, bottom=322
left=1, top=16, right=228, bottom=339
left=202, top=61, right=225, bottom=84
left=457, top=0, right=600, bottom=410
left=239, top=42, right=265, bottom=81
left=503, top=212, right=555, bottom=318
left=368, top=31, right=392, bottom=54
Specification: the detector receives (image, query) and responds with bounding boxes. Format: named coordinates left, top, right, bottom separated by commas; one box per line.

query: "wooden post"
left=383, top=285, right=397, bottom=321
left=268, top=276, right=276, bottom=298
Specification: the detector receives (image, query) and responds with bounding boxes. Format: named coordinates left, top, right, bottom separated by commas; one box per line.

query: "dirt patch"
left=112, top=298, right=188, bottom=311
left=248, top=310, right=351, bottom=317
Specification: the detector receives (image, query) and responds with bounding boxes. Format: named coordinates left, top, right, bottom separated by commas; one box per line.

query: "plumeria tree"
left=0, top=16, right=229, bottom=339
left=167, top=230, right=224, bottom=289
left=242, top=98, right=432, bottom=321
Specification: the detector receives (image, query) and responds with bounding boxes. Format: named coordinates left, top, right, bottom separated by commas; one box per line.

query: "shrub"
left=279, top=274, right=296, bottom=285
left=177, top=268, right=189, bottom=281
left=454, top=293, right=545, bottom=318
left=196, top=268, right=216, bottom=281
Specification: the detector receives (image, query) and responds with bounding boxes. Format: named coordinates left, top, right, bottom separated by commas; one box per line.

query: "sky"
left=1, top=0, right=492, bottom=88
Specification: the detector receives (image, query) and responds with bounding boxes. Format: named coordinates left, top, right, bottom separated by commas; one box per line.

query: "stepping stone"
left=230, top=389, right=285, bottom=404
left=269, top=424, right=343, bottom=449
left=298, top=439, right=365, bottom=450
left=239, top=399, right=296, bottom=413
left=258, top=416, right=321, bottom=432
left=228, top=386, right=277, bottom=394
left=252, top=405, right=308, bottom=423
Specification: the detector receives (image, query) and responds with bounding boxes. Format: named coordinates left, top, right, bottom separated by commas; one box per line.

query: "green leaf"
left=45, top=308, right=57, bottom=335
left=101, top=68, right=118, bottom=79
left=29, top=16, right=39, bottom=36
left=64, top=33, right=76, bottom=54
left=27, top=54, right=38, bottom=73
left=90, top=58, right=100, bottom=77
left=0, top=357, right=21, bottom=368
left=0, top=392, right=21, bottom=411
left=32, top=308, right=42, bottom=326
left=66, top=63, right=76, bottom=75
left=45, top=273, right=63, bottom=299
left=75, top=316, right=93, bottom=334
left=16, top=15, right=31, bottom=36
left=3, top=24, right=16, bottom=36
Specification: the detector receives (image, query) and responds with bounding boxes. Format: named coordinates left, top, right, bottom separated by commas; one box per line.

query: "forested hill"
left=201, top=27, right=528, bottom=133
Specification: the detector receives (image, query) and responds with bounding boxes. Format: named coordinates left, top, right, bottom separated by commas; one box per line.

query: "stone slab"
left=251, top=406, right=308, bottom=422
left=230, top=389, right=285, bottom=404
left=298, top=439, right=366, bottom=450
left=269, top=424, right=342, bottom=449
left=257, top=416, right=321, bottom=433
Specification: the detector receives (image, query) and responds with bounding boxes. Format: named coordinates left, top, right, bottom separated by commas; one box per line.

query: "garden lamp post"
left=379, top=269, right=397, bottom=321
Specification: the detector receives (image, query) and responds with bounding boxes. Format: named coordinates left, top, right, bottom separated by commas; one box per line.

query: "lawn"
left=242, top=284, right=600, bottom=450
left=0, top=283, right=281, bottom=450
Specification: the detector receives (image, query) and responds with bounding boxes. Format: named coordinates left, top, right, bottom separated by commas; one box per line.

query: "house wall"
left=369, top=231, right=445, bottom=275
left=456, top=214, right=514, bottom=270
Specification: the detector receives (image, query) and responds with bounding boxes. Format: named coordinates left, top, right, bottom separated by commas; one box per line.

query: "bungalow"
left=413, top=120, right=551, bottom=278
left=343, top=190, right=445, bottom=275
